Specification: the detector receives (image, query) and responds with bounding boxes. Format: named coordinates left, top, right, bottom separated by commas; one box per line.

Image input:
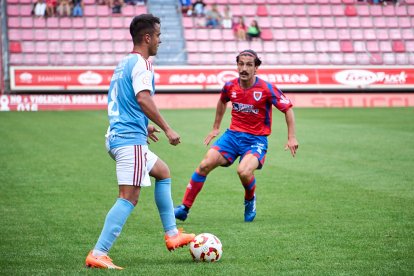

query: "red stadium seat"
left=392, top=40, right=405, bottom=52
left=256, top=5, right=268, bottom=16
left=344, top=5, right=357, bottom=16
left=9, top=42, right=22, bottom=53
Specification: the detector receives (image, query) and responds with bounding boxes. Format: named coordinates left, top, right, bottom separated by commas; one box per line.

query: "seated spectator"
left=33, top=0, right=47, bottom=17
left=222, top=5, right=233, bottom=29
left=205, top=4, right=222, bottom=28
left=179, top=0, right=191, bottom=14
left=46, top=0, right=57, bottom=17
left=232, top=17, right=247, bottom=40
left=246, top=20, right=261, bottom=41
left=192, top=0, right=206, bottom=17
left=72, top=0, right=83, bottom=16
left=57, top=0, right=71, bottom=16
left=111, top=0, right=123, bottom=14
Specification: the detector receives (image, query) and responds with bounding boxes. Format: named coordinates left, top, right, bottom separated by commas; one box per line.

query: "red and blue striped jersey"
left=220, top=77, right=293, bottom=136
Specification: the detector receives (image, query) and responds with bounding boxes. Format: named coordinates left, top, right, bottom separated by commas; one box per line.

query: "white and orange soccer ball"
left=189, top=233, right=223, bottom=262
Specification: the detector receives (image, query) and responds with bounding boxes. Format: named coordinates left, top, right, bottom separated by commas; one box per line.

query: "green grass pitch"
left=0, top=107, right=413, bottom=275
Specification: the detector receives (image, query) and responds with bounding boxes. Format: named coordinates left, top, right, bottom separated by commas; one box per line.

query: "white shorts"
left=107, top=145, right=158, bottom=187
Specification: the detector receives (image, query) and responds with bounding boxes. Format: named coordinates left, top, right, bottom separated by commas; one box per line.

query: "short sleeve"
left=131, top=59, right=154, bottom=96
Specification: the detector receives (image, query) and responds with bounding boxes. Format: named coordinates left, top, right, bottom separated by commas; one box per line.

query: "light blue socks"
left=94, top=198, right=134, bottom=254
left=154, top=178, right=177, bottom=234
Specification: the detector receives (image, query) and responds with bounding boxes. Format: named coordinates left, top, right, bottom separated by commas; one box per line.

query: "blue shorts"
left=212, top=129, right=268, bottom=169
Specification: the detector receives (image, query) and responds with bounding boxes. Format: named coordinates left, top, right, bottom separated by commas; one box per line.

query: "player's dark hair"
left=130, top=14, right=161, bottom=45
left=236, top=49, right=262, bottom=67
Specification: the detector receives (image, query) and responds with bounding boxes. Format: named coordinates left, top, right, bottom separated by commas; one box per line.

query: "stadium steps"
left=147, top=0, right=187, bottom=65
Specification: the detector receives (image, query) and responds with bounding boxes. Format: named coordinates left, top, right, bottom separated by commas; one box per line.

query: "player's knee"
left=198, top=160, right=214, bottom=175
left=237, top=167, right=252, bottom=179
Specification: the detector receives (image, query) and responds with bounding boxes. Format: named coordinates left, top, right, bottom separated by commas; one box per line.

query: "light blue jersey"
left=106, top=53, right=155, bottom=150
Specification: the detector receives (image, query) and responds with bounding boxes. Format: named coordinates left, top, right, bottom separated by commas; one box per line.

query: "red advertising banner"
left=9, top=66, right=414, bottom=91
left=1, top=93, right=414, bottom=111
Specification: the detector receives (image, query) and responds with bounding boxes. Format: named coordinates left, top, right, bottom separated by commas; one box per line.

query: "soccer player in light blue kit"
left=85, top=14, right=195, bottom=270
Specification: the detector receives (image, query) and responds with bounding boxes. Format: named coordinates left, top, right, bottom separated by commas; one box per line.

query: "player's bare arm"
left=284, top=108, right=299, bottom=157
left=136, top=90, right=180, bottom=146
left=204, top=99, right=227, bottom=146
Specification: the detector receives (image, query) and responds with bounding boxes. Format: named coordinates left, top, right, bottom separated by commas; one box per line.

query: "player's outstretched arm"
left=284, top=108, right=299, bottom=157
left=136, top=91, right=180, bottom=146
left=204, top=99, right=227, bottom=146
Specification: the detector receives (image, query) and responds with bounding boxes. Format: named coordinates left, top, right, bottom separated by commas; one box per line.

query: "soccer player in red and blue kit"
left=174, top=49, right=299, bottom=222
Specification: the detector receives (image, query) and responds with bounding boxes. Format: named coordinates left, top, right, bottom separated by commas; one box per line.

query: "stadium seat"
left=260, top=29, right=273, bottom=41
left=389, top=29, right=402, bottom=40
left=340, top=40, right=354, bottom=52
left=383, top=53, right=396, bottom=65
left=395, top=53, right=409, bottom=65
left=256, top=5, right=268, bottom=16
left=392, top=40, right=405, bottom=52
left=61, top=41, right=74, bottom=53
left=344, top=5, right=357, bottom=16
left=21, top=17, right=33, bottom=28
left=98, top=17, right=111, bottom=28
left=369, top=53, right=383, bottom=65
left=8, top=17, right=20, bottom=28
left=366, top=41, right=379, bottom=52
left=46, top=29, right=60, bottom=40
left=84, top=5, right=96, bottom=16
left=379, top=41, right=392, bottom=52
left=33, top=18, right=46, bottom=28
left=34, top=29, right=48, bottom=41
left=9, top=42, right=22, bottom=53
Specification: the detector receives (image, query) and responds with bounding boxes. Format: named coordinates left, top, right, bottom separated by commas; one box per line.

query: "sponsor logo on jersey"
left=232, top=102, right=259, bottom=114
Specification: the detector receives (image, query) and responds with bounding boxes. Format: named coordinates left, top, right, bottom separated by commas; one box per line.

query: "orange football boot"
left=85, top=251, right=123, bottom=270
left=165, top=229, right=196, bottom=251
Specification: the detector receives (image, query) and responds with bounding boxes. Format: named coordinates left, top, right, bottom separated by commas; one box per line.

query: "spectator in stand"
left=179, top=0, right=192, bottom=14
left=111, top=0, right=123, bottom=14
left=246, top=20, right=261, bottom=41
left=233, top=17, right=247, bottom=41
left=192, top=0, right=206, bottom=17
left=205, top=4, right=222, bottom=29
left=56, top=0, right=71, bottom=16
left=46, top=0, right=57, bottom=17
left=222, top=5, right=233, bottom=29
left=72, top=0, right=84, bottom=16
left=33, top=0, right=47, bottom=17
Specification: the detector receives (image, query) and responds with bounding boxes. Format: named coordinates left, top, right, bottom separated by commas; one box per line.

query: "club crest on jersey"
left=253, top=91, right=262, bottom=101
left=231, top=91, right=237, bottom=98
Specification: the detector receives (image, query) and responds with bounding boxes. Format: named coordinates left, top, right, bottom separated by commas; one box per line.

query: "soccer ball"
left=189, top=233, right=222, bottom=262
